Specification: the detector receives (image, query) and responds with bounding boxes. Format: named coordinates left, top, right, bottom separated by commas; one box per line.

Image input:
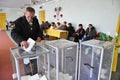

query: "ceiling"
left=0, top=0, right=54, bottom=8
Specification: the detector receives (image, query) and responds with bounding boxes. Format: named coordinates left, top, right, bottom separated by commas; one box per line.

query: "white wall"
left=0, top=8, right=24, bottom=22
left=33, top=0, right=120, bottom=36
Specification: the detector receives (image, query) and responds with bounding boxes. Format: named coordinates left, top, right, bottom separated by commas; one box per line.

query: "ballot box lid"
left=10, top=45, right=49, bottom=59
left=45, top=39, right=78, bottom=49
left=81, top=39, right=114, bottom=48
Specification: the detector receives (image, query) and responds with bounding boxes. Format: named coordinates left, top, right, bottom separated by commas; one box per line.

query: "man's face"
left=25, top=11, right=35, bottom=22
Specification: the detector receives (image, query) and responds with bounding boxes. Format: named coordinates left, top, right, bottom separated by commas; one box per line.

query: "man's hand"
left=36, top=37, right=41, bottom=42
left=20, top=41, right=29, bottom=48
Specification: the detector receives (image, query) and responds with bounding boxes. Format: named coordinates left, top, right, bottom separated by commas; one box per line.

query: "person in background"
left=50, top=22, right=57, bottom=29
left=82, top=24, right=97, bottom=41
left=67, top=23, right=75, bottom=39
left=44, top=21, right=51, bottom=29
left=56, top=22, right=61, bottom=29
left=58, top=21, right=67, bottom=30
left=11, top=7, right=43, bottom=75
left=40, top=21, right=45, bottom=31
left=73, top=24, right=85, bottom=42
left=6, top=20, right=9, bottom=30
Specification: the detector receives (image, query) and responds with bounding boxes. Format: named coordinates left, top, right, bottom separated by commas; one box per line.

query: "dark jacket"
left=58, top=25, right=67, bottom=30
left=76, top=28, right=85, bottom=37
left=73, top=28, right=85, bottom=42
left=85, top=27, right=97, bottom=39
left=11, top=16, right=43, bottom=45
left=67, top=26, right=75, bottom=37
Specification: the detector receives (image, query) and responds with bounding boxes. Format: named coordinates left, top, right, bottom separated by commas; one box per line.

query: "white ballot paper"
left=23, top=38, right=35, bottom=52
left=29, top=74, right=40, bottom=80
left=23, top=38, right=35, bottom=64
left=23, top=58, right=30, bottom=64
left=40, top=75, right=47, bottom=80
left=21, top=74, right=47, bottom=80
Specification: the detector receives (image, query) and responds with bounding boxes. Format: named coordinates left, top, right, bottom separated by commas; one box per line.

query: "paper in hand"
left=23, top=38, right=35, bottom=52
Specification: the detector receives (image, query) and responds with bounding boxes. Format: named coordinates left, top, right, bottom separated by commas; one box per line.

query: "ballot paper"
left=29, top=74, right=40, bottom=80
left=21, top=75, right=31, bottom=80
left=50, top=68, right=73, bottom=80
left=23, top=38, right=35, bottom=52
left=23, top=58, right=30, bottom=64
left=21, top=74, right=47, bottom=80
left=40, top=75, right=47, bottom=80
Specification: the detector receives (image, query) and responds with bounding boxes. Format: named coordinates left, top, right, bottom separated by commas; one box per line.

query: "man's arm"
left=34, top=18, right=44, bottom=41
left=11, top=21, right=24, bottom=45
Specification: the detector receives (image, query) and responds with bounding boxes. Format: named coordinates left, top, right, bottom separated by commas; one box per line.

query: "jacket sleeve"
left=92, top=29, right=97, bottom=37
left=89, top=29, right=97, bottom=38
left=11, top=21, right=24, bottom=45
left=38, top=27, right=44, bottom=40
left=85, top=28, right=89, bottom=36
left=35, top=18, right=44, bottom=40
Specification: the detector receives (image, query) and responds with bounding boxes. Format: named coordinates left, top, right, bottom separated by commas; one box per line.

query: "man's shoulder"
left=33, top=17, right=38, bottom=21
left=15, top=16, right=24, bottom=23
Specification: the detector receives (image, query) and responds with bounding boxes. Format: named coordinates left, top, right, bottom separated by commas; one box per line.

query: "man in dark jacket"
left=11, top=7, right=43, bottom=75
left=11, top=7, right=43, bottom=47
left=67, top=23, right=75, bottom=40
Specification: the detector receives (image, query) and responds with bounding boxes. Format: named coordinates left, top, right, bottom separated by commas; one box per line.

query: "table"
left=46, top=29, right=68, bottom=39
left=10, top=45, right=50, bottom=80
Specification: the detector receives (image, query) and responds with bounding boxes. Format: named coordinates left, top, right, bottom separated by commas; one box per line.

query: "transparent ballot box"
left=10, top=45, right=50, bottom=80
left=78, top=40, right=114, bottom=80
left=45, top=39, right=79, bottom=80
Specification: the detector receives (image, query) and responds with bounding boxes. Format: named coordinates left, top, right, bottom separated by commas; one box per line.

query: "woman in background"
left=74, top=24, right=85, bottom=42
left=82, top=24, right=97, bottom=41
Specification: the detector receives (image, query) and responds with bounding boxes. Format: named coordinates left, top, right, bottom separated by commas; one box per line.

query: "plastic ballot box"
left=77, top=40, right=114, bottom=80
left=10, top=44, right=50, bottom=80
left=44, top=39, right=79, bottom=80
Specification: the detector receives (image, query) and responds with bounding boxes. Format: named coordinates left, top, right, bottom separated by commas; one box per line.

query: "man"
left=11, top=7, right=43, bottom=75
left=11, top=7, right=43, bottom=47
